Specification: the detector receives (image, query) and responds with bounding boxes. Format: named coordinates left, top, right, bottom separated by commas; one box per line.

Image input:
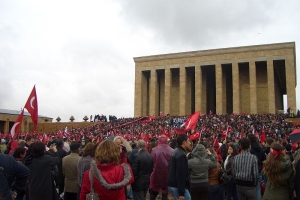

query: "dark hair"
left=177, top=134, right=188, bottom=146
left=13, top=147, right=26, bottom=158
left=285, top=144, right=292, bottom=151
left=169, top=139, right=177, bottom=149
left=228, top=144, right=239, bottom=156
left=56, top=139, right=64, bottom=148
left=266, top=138, right=274, bottom=145
left=26, top=136, right=32, bottom=142
left=239, top=138, right=251, bottom=150
left=247, top=133, right=257, bottom=143
left=32, top=142, right=45, bottom=158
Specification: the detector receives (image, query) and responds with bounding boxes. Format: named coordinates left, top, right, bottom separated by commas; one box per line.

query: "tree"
left=56, top=116, right=61, bottom=122
left=69, top=115, right=75, bottom=122
left=83, top=115, right=89, bottom=122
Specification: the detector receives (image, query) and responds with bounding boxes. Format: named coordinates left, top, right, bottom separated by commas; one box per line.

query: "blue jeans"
left=168, top=186, right=191, bottom=200
left=226, top=179, right=239, bottom=200
left=209, top=184, right=221, bottom=200
left=256, top=173, right=262, bottom=200
left=127, top=185, right=133, bottom=198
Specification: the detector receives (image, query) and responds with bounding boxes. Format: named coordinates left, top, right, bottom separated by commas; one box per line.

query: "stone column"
left=215, top=63, right=223, bottom=114
left=232, top=62, right=241, bottom=114
left=267, top=60, right=276, bottom=113
left=195, top=65, right=202, bottom=112
left=149, top=69, right=158, bottom=116
left=285, top=58, right=296, bottom=112
left=164, top=67, right=171, bottom=115
left=179, top=66, right=186, bottom=115
left=249, top=61, right=257, bottom=114
left=134, top=69, right=143, bottom=117
left=5, top=118, right=9, bottom=134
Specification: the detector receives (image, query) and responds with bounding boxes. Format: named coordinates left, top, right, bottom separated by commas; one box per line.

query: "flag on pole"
left=183, top=111, right=200, bottom=131
left=24, top=85, right=38, bottom=131
left=11, top=109, right=24, bottom=139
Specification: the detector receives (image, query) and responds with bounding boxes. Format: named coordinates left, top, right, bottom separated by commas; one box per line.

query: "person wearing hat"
left=62, top=142, right=81, bottom=200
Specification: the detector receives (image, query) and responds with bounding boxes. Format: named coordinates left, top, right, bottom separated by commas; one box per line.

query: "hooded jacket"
left=188, top=144, right=217, bottom=184
left=80, top=160, right=134, bottom=200
left=150, top=138, right=174, bottom=193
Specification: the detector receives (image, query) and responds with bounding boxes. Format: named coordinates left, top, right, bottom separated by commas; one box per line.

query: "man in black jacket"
left=248, top=134, right=266, bottom=200
left=167, top=134, right=192, bottom=200
left=132, top=140, right=153, bottom=200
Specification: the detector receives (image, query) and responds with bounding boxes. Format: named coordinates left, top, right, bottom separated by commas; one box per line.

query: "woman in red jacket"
left=80, top=140, right=134, bottom=200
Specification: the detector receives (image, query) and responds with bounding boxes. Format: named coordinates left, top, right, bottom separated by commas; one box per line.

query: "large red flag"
left=24, top=86, right=38, bottom=131
left=183, top=111, right=200, bottom=131
left=11, top=109, right=24, bottom=139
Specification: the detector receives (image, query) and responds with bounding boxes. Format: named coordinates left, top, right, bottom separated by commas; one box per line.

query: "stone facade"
left=134, top=42, right=297, bottom=117
left=0, top=113, right=51, bottom=134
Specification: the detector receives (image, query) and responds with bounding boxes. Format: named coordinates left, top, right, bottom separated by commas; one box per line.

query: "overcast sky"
left=1, top=0, right=300, bottom=122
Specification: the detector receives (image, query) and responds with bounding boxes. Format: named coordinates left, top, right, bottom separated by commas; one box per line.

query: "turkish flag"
left=11, top=109, right=24, bottom=139
left=189, top=132, right=201, bottom=141
left=183, top=111, right=200, bottom=131
left=24, top=85, right=38, bottom=131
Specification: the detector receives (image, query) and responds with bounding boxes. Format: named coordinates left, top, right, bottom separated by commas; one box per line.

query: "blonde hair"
left=95, top=140, right=120, bottom=165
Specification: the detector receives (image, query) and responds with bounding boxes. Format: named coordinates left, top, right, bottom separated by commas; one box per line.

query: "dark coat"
left=250, top=142, right=265, bottom=172
left=167, top=146, right=190, bottom=196
left=295, top=160, right=300, bottom=199
left=131, top=148, right=153, bottom=191
left=27, top=153, right=60, bottom=200
left=50, top=147, right=67, bottom=184
left=0, top=154, right=29, bottom=200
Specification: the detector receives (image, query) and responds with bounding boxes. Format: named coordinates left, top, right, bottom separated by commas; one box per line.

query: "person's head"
left=70, top=142, right=81, bottom=154
left=239, top=138, right=251, bottom=150
left=247, top=134, right=258, bottom=143
left=266, top=138, right=274, bottom=147
left=177, top=134, right=192, bottom=151
left=158, top=135, right=168, bottom=145
left=227, top=144, right=239, bottom=156
left=32, top=142, right=45, bottom=158
left=285, top=144, right=292, bottom=152
left=18, top=140, right=26, bottom=148
left=95, top=140, right=120, bottom=165
left=26, top=136, right=35, bottom=146
left=13, top=147, right=27, bottom=159
left=56, top=139, right=64, bottom=148
left=137, top=140, right=146, bottom=150
left=82, top=142, right=96, bottom=157
left=263, top=143, right=284, bottom=188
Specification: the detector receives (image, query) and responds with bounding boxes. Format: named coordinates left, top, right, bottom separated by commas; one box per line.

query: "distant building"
left=134, top=42, right=296, bottom=116
left=0, top=108, right=51, bottom=134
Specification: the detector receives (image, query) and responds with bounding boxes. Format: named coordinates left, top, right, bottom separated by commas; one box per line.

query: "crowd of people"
left=1, top=112, right=300, bottom=200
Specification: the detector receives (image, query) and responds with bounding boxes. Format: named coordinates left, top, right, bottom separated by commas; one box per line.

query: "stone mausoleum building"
left=134, top=42, right=296, bottom=117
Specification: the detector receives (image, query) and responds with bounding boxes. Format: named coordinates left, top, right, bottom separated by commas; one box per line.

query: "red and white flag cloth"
left=183, top=111, right=200, bottom=131
left=11, top=109, right=24, bottom=139
left=24, top=85, right=38, bottom=131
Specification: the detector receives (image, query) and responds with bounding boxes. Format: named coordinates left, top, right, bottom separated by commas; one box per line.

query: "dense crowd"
left=1, top=112, right=300, bottom=200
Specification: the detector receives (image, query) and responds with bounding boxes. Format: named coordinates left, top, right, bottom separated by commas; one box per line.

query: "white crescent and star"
left=11, top=122, right=20, bottom=138
left=30, top=96, right=35, bottom=109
